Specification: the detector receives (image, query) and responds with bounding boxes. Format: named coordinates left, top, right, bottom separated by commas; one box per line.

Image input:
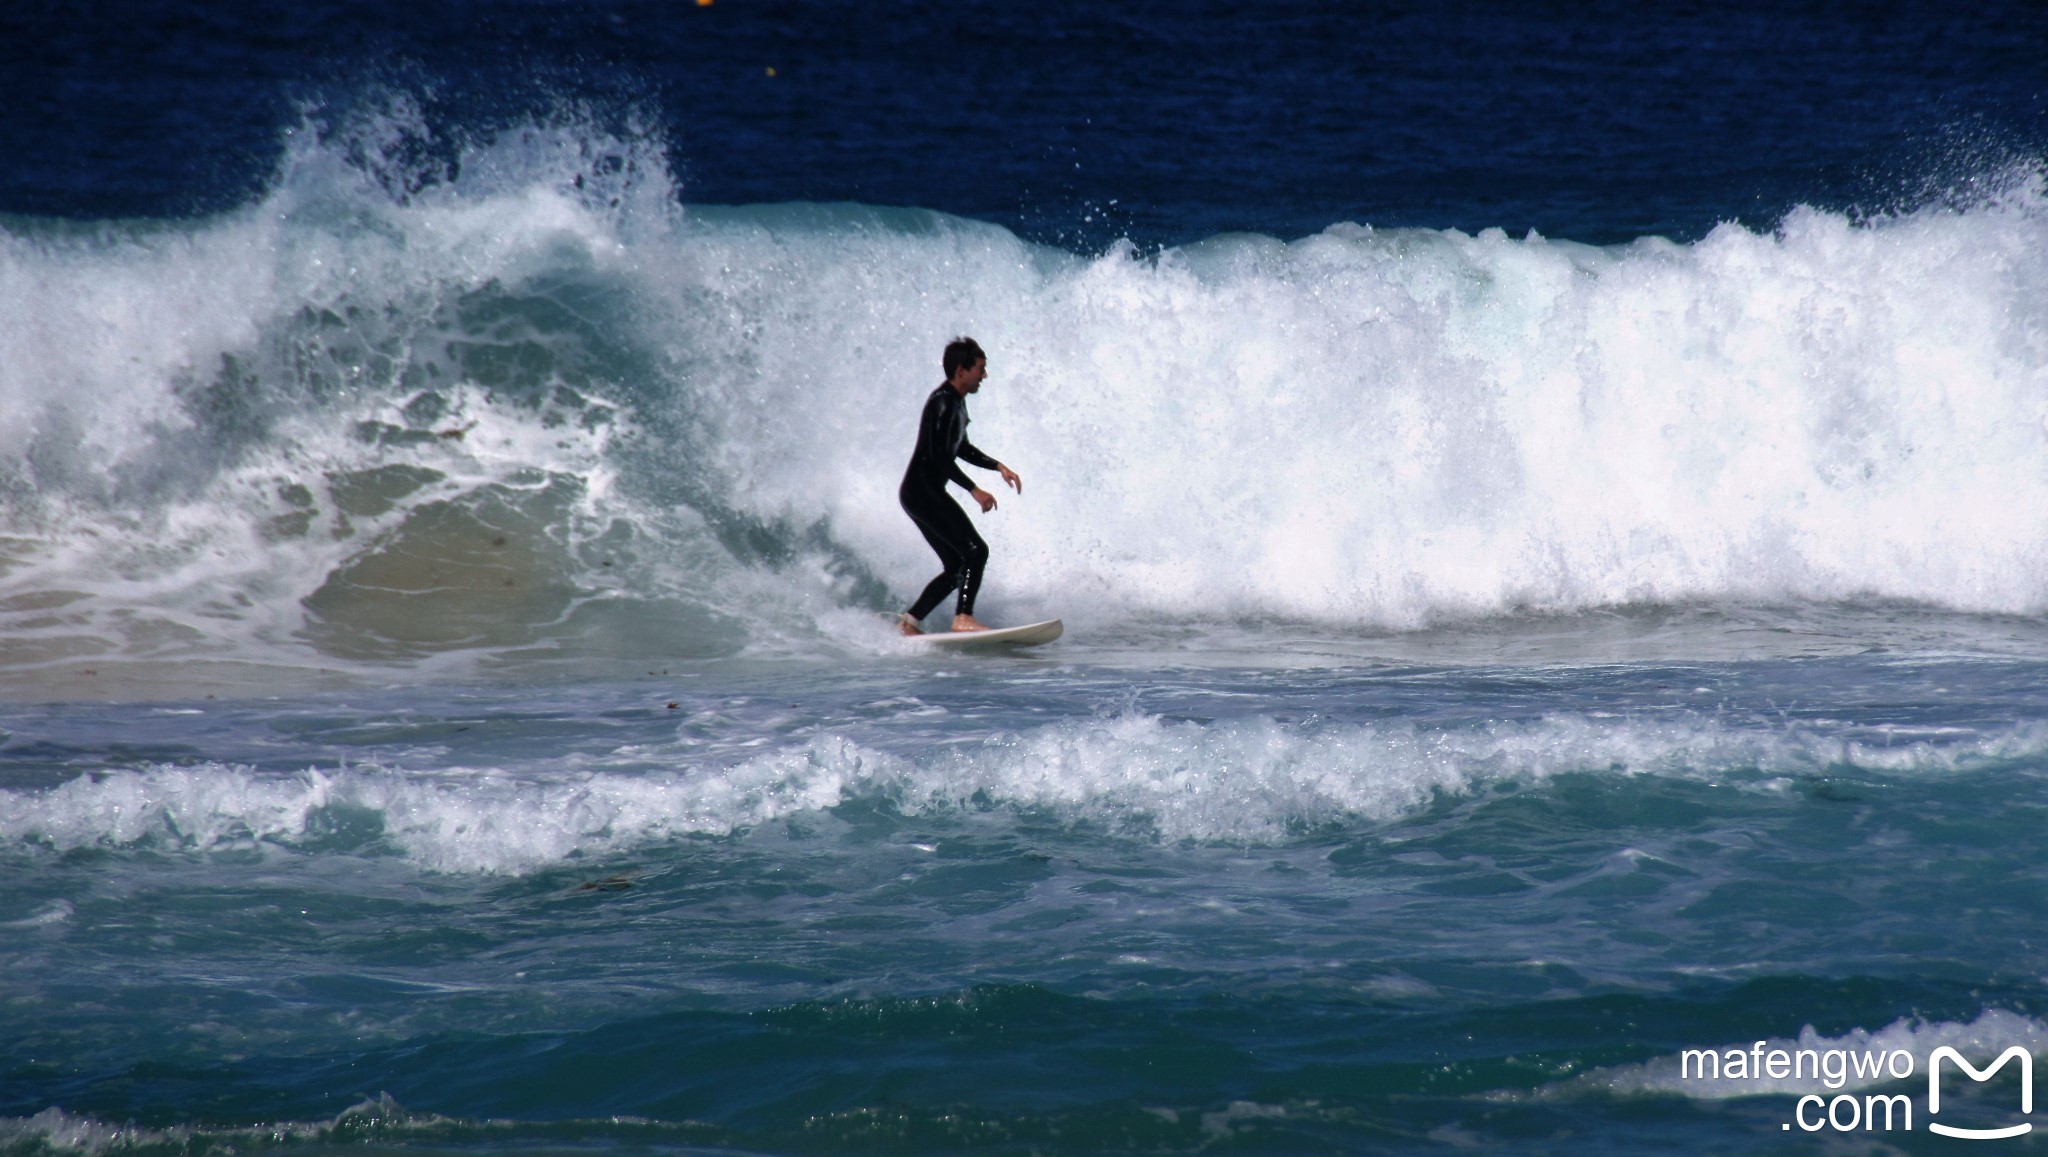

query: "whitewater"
left=0, top=116, right=2044, bottom=698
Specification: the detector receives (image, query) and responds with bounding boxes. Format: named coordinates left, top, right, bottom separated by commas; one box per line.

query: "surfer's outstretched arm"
left=959, top=438, right=1020, bottom=495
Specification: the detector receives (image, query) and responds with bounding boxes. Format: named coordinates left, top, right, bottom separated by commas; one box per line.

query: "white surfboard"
left=910, top=618, right=1063, bottom=649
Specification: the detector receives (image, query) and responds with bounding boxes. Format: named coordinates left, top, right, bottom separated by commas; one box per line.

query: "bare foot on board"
left=951, top=614, right=989, bottom=632
left=899, top=613, right=926, bottom=636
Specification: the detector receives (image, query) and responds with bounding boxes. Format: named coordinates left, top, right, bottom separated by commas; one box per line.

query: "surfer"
left=898, top=337, right=1022, bottom=635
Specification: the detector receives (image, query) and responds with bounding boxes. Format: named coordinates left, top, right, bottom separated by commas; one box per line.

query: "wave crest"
left=6, top=711, right=2040, bottom=873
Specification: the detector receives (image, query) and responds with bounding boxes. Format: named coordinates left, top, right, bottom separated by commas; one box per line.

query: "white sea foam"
left=0, top=748, right=870, bottom=874
left=0, top=1107, right=173, bottom=1157
left=0, top=1095, right=449, bottom=1156
left=3, top=712, right=2040, bottom=873
left=732, top=174, right=2048, bottom=628
left=1, top=105, right=2045, bottom=680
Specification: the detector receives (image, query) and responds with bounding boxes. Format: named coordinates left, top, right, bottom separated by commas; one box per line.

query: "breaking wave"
left=2, top=100, right=2045, bottom=686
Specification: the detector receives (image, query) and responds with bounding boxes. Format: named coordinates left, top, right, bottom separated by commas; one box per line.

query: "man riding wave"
left=897, top=337, right=1021, bottom=635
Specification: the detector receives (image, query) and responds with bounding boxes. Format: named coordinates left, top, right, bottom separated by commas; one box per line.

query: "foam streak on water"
left=5, top=700, right=2042, bottom=873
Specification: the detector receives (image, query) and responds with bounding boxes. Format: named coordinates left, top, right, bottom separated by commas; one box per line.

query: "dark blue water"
left=6, top=2, right=2048, bottom=1154
left=7, top=1, right=2045, bottom=245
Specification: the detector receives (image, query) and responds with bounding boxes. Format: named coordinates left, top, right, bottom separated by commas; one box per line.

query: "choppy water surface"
left=2, top=636, right=2046, bottom=1153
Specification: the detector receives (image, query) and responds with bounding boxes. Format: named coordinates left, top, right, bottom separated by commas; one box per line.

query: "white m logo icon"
left=1928, top=1045, right=2034, bottom=1140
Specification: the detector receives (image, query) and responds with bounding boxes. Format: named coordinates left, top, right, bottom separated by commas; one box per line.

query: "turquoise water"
left=6, top=640, right=2048, bottom=1153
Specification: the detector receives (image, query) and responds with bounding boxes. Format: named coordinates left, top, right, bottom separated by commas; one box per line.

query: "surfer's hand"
left=972, top=487, right=997, bottom=512
left=999, top=464, right=1022, bottom=494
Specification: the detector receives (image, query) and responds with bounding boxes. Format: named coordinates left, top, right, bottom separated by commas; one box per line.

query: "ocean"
left=4, top=1, right=2048, bottom=1152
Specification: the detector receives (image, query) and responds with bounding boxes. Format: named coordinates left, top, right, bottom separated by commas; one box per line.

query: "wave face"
left=2, top=106, right=2046, bottom=682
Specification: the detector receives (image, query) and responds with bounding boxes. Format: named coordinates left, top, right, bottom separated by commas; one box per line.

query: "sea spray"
left=1, top=108, right=2045, bottom=686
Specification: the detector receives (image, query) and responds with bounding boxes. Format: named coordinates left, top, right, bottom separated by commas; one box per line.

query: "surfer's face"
left=950, top=357, right=987, bottom=393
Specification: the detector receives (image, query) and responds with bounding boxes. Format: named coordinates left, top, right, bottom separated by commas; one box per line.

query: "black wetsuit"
left=900, top=383, right=1002, bottom=621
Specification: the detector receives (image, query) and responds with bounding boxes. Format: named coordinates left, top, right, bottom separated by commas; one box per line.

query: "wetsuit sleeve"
left=957, top=440, right=1000, bottom=472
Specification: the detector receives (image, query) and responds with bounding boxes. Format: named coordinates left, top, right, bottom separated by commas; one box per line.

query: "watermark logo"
left=1928, top=1045, right=2033, bottom=1140
left=1678, top=1039, right=2035, bottom=1137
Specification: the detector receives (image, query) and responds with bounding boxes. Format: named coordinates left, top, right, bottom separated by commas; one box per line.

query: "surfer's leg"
left=914, top=495, right=988, bottom=628
left=953, top=522, right=989, bottom=616
left=910, top=490, right=986, bottom=618
left=901, top=484, right=974, bottom=622
left=907, top=559, right=960, bottom=621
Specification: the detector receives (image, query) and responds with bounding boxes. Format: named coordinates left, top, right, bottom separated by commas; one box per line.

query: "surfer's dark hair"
left=943, top=337, right=986, bottom=379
